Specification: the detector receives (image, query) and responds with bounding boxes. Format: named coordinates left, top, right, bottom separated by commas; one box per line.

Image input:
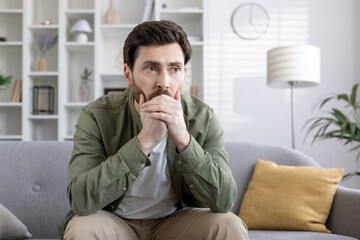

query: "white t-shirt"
left=115, top=135, right=179, bottom=219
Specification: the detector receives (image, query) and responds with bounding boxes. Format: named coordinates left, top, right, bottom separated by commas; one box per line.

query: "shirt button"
left=178, top=160, right=182, bottom=165
left=189, top=184, right=193, bottom=188
left=123, top=187, right=127, bottom=192
left=141, top=164, right=145, bottom=168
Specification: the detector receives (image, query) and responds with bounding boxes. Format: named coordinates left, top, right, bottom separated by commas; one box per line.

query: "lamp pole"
left=290, top=81, right=296, bottom=149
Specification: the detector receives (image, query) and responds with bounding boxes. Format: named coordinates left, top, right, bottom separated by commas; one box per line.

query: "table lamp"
left=70, top=19, right=92, bottom=43
left=267, top=45, right=321, bottom=149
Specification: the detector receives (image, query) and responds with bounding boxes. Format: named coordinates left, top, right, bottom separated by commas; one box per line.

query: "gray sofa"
left=0, top=141, right=359, bottom=240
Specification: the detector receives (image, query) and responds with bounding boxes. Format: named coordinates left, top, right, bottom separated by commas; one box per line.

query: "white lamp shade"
left=267, top=45, right=321, bottom=88
left=70, top=19, right=92, bottom=33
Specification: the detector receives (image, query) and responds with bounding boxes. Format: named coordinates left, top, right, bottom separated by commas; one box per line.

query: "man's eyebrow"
left=143, top=61, right=160, bottom=66
left=142, top=61, right=183, bottom=66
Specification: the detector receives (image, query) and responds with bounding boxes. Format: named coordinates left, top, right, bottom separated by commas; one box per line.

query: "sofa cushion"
left=248, top=230, right=358, bottom=240
left=239, top=160, right=343, bottom=233
left=0, top=203, right=32, bottom=239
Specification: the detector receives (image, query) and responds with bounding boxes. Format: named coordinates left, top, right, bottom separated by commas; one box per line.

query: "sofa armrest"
left=326, top=185, right=360, bottom=239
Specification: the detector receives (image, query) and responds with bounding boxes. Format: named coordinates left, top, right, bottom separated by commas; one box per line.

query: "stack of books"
left=9, top=79, right=22, bottom=102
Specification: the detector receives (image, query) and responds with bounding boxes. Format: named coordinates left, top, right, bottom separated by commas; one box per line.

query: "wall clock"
left=231, top=2, right=270, bottom=40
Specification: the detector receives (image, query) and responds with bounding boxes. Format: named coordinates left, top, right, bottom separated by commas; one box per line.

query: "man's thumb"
left=139, top=94, right=145, bottom=112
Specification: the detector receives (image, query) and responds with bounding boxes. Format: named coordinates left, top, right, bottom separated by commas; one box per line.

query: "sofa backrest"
left=0, top=140, right=320, bottom=238
left=0, top=141, right=73, bottom=239
left=225, top=141, right=319, bottom=215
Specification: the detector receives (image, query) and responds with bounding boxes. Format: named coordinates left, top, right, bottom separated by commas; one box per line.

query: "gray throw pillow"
left=0, top=203, right=32, bottom=240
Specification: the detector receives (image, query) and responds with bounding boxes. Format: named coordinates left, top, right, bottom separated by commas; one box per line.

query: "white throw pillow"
left=0, top=203, right=32, bottom=240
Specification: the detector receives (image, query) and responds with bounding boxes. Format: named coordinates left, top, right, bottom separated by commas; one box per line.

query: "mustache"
left=146, top=89, right=171, bottom=101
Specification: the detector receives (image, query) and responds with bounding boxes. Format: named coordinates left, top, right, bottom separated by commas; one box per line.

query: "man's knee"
left=64, top=211, right=136, bottom=240
left=64, top=213, right=109, bottom=239
left=206, top=212, right=249, bottom=239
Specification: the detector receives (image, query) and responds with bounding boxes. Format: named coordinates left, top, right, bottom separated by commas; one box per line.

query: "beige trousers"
left=64, top=208, right=249, bottom=240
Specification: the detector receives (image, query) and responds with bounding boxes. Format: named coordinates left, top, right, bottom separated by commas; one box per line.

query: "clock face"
left=231, top=3, right=270, bottom=40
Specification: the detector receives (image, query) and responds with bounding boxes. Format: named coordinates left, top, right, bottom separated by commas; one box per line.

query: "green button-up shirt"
left=58, top=87, right=237, bottom=238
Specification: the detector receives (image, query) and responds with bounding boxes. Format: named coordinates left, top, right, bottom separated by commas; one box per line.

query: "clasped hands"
left=137, top=90, right=190, bottom=155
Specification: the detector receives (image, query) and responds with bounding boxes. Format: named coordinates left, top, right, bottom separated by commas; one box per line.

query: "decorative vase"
left=79, top=79, right=90, bottom=102
left=38, top=57, right=47, bottom=72
left=104, top=0, right=120, bottom=24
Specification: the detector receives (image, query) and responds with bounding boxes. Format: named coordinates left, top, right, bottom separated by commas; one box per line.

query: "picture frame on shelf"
left=33, top=86, right=54, bottom=114
left=104, top=88, right=126, bottom=95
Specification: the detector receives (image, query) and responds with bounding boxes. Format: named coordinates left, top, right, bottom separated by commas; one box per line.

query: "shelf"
left=100, top=73, right=124, bottom=81
left=65, top=42, right=95, bottom=46
left=0, top=9, right=23, bottom=13
left=0, top=42, right=22, bottom=46
left=160, top=8, right=203, bottom=14
left=29, top=72, right=59, bottom=77
left=29, top=25, right=59, bottom=30
left=0, top=102, right=22, bottom=107
left=100, top=24, right=137, bottom=29
left=0, top=135, right=22, bottom=140
left=28, top=26, right=58, bottom=35
left=65, top=42, right=94, bottom=52
left=65, top=9, right=95, bottom=14
left=190, top=41, right=203, bottom=46
left=64, top=102, right=88, bottom=108
left=28, top=115, right=59, bottom=120
left=64, top=135, right=73, bottom=140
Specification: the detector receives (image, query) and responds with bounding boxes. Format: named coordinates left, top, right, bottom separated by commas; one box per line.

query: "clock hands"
left=249, top=3, right=259, bottom=33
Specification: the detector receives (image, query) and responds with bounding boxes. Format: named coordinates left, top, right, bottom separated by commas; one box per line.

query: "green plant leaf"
left=337, top=94, right=350, bottom=104
left=331, top=108, right=349, bottom=123
left=318, top=96, right=335, bottom=109
left=303, top=83, right=360, bottom=168
left=0, top=73, right=13, bottom=92
left=350, top=83, right=359, bottom=108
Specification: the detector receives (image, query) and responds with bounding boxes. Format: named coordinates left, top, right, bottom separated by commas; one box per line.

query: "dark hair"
left=123, top=20, right=192, bottom=71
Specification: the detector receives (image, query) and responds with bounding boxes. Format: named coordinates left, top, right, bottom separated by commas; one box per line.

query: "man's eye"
left=171, top=67, right=179, bottom=72
left=146, top=66, right=156, bottom=71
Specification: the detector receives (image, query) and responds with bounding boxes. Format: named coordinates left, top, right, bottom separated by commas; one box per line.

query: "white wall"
left=205, top=0, right=360, bottom=189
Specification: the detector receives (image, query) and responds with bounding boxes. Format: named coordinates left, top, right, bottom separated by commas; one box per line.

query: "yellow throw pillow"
left=238, top=160, right=344, bottom=233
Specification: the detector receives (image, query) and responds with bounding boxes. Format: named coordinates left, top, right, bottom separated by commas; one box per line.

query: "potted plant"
left=79, top=67, right=92, bottom=102
left=0, top=71, right=13, bottom=92
left=37, top=34, right=58, bottom=72
left=303, top=83, right=360, bottom=179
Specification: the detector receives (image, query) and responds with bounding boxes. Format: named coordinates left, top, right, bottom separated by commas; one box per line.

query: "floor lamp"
left=267, top=45, right=321, bottom=149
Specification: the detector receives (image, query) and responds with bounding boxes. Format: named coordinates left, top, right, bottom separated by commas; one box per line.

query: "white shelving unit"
left=0, top=0, right=205, bottom=141
left=0, top=0, right=23, bottom=139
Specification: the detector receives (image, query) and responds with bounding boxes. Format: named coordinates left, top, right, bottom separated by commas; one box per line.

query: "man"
left=59, top=20, right=249, bottom=240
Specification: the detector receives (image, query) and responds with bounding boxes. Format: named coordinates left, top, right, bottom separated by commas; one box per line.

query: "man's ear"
left=124, top=63, right=132, bottom=87
left=183, top=65, right=187, bottom=83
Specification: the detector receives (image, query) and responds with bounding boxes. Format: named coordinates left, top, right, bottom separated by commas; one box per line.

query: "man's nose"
left=156, top=72, right=170, bottom=90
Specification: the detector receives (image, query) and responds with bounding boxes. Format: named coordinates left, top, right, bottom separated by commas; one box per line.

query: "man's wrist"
left=175, top=132, right=191, bottom=153
left=136, top=133, right=152, bottom=156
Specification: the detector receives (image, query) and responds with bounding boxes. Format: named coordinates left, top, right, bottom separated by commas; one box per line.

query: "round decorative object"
left=75, top=32, right=88, bottom=43
left=41, top=19, right=52, bottom=25
left=231, top=2, right=269, bottom=40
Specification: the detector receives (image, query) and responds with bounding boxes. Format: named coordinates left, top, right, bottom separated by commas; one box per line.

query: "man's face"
left=124, top=43, right=186, bottom=103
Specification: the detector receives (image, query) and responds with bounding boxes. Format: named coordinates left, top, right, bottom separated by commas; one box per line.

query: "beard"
left=132, top=79, right=172, bottom=103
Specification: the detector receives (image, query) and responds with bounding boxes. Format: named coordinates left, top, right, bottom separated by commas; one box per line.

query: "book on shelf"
left=9, top=79, right=22, bottom=102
